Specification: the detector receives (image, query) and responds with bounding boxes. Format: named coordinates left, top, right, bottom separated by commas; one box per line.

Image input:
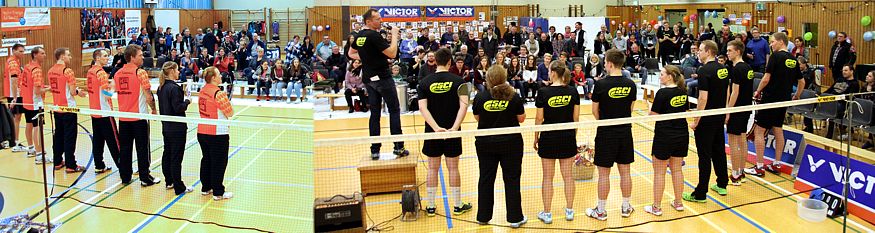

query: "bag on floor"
left=572, top=143, right=595, bottom=180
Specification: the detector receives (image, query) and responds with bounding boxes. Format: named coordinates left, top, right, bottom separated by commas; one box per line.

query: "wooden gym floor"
left=0, top=95, right=313, bottom=232
left=315, top=101, right=875, bottom=233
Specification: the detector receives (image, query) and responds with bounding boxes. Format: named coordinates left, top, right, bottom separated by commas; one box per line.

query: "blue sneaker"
left=537, top=211, right=552, bottom=224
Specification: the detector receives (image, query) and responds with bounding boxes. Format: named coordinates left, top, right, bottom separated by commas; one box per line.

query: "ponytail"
left=663, top=65, right=686, bottom=93
left=486, top=65, right=514, bottom=101
left=549, top=60, right=570, bottom=85
left=159, top=61, right=179, bottom=87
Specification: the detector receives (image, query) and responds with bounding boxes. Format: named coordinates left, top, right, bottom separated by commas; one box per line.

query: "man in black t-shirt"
left=684, top=40, right=730, bottom=203
left=586, top=49, right=637, bottom=221
left=348, top=9, right=409, bottom=159
left=725, top=40, right=754, bottom=185
left=417, top=48, right=472, bottom=217
left=746, top=32, right=805, bottom=177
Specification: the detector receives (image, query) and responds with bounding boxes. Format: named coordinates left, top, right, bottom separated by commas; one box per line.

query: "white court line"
left=172, top=122, right=287, bottom=233
left=127, top=118, right=274, bottom=232
left=628, top=166, right=728, bottom=233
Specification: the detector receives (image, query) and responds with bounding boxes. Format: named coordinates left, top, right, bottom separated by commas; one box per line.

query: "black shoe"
left=349, top=109, right=355, bottom=113
left=371, top=152, right=380, bottom=160
left=453, top=202, right=473, bottom=215
left=864, top=142, right=874, bottom=150
left=425, top=206, right=437, bottom=217
left=393, top=148, right=410, bottom=157
left=141, top=177, right=162, bottom=187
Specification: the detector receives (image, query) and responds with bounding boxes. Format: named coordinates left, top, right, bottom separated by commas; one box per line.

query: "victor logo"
left=608, top=87, right=631, bottom=98
left=547, top=95, right=572, bottom=107
left=747, top=70, right=755, bottom=80
left=785, top=59, right=798, bottom=69
left=808, top=155, right=826, bottom=173
left=429, top=82, right=453, bottom=93
left=355, top=37, right=367, bottom=47
left=717, top=68, right=729, bottom=79
left=670, top=95, right=687, bottom=107
left=483, top=100, right=509, bottom=112
left=808, top=154, right=875, bottom=195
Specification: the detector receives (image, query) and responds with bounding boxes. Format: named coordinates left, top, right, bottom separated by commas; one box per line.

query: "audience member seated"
left=522, top=55, right=539, bottom=101
left=824, top=65, right=860, bottom=139
left=255, top=60, right=272, bottom=101
left=344, top=59, right=368, bottom=113
left=584, top=54, right=604, bottom=99
left=270, top=60, right=288, bottom=101
left=507, top=56, right=525, bottom=96
left=287, top=58, right=310, bottom=103
left=326, top=46, right=347, bottom=93
left=625, top=44, right=647, bottom=83
left=469, top=57, right=488, bottom=92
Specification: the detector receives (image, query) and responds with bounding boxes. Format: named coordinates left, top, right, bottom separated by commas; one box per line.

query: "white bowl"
left=797, top=198, right=828, bottom=222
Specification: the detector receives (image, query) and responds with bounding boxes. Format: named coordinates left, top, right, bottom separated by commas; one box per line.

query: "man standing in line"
left=115, top=45, right=161, bottom=186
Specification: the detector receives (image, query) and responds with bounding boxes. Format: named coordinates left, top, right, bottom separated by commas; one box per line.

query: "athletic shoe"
left=370, top=152, right=380, bottom=160
left=53, top=163, right=65, bottom=171
left=565, top=208, right=574, bottom=221
left=94, top=166, right=112, bottom=174
left=743, top=166, right=765, bottom=177
left=141, top=177, right=161, bottom=187
left=643, top=205, right=663, bottom=216
left=213, top=192, right=233, bottom=200
left=537, top=211, right=552, bottom=224
left=26, top=149, right=36, bottom=158
left=509, top=216, right=527, bottom=228
left=730, top=173, right=746, bottom=186
left=453, top=202, right=472, bottom=215
left=65, top=165, right=85, bottom=173
left=710, top=184, right=728, bottom=196
left=585, top=207, right=607, bottom=221
left=166, top=184, right=175, bottom=190
left=34, top=153, right=50, bottom=164
left=765, top=164, right=781, bottom=174
left=671, top=200, right=684, bottom=211
left=11, top=144, right=27, bottom=153
left=425, top=206, right=436, bottom=217
left=176, top=187, right=194, bottom=195
left=621, top=204, right=634, bottom=217
left=682, top=192, right=706, bottom=203
left=393, top=148, right=410, bottom=157
left=201, top=190, right=213, bottom=196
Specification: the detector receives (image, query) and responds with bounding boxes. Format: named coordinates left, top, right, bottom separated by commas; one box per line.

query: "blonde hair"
left=549, top=60, right=571, bottom=85
left=159, top=61, right=179, bottom=87
left=663, top=65, right=687, bottom=93
left=203, top=67, right=221, bottom=84
left=486, top=65, right=514, bottom=101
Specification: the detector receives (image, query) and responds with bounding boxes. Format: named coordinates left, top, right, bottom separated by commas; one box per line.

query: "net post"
left=37, top=110, right=52, bottom=231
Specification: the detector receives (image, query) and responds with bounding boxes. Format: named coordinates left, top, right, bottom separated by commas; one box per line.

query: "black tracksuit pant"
left=91, top=117, right=121, bottom=170
left=198, top=134, right=229, bottom=196
left=475, top=137, right=524, bottom=223
left=119, top=120, right=155, bottom=184
left=52, top=112, right=78, bottom=169
left=692, top=123, right=729, bottom=199
left=162, top=130, right=188, bottom=194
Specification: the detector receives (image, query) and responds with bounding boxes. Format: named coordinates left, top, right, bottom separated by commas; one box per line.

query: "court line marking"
left=438, top=165, right=453, bottom=229
left=129, top=119, right=274, bottom=232
left=175, top=202, right=312, bottom=222
left=170, top=123, right=290, bottom=233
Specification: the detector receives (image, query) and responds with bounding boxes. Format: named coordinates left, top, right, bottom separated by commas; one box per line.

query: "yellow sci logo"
left=717, top=68, right=729, bottom=79
left=785, top=59, right=798, bottom=69
left=430, top=82, right=453, bottom=93
left=747, top=70, right=755, bottom=80
left=355, top=37, right=367, bottom=46
left=670, top=95, right=687, bottom=107
left=608, top=87, right=631, bottom=98
left=548, top=95, right=572, bottom=107
left=483, top=100, right=509, bottom=112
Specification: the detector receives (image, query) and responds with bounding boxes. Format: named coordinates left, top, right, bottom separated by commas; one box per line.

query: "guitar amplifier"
left=314, top=193, right=367, bottom=233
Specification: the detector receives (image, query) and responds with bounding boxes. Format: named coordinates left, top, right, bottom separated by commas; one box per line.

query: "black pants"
left=91, top=117, right=120, bottom=170
left=525, top=82, right=539, bottom=99
left=660, top=51, right=672, bottom=66
left=692, top=124, right=728, bottom=199
left=365, top=78, right=404, bottom=153
left=644, top=47, right=656, bottom=58
left=198, top=134, right=229, bottom=196
left=52, top=112, right=78, bottom=169
left=119, top=120, right=155, bottom=184
left=344, top=88, right=368, bottom=110
left=162, top=130, right=188, bottom=194
left=475, top=138, right=524, bottom=223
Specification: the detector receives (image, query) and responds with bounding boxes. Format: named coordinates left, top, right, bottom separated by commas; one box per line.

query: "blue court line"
left=132, top=146, right=245, bottom=233
left=437, top=165, right=453, bottom=229
left=632, top=149, right=769, bottom=233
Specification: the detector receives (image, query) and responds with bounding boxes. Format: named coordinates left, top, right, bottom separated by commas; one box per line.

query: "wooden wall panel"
left=179, top=9, right=232, bottom=33
left=610, top=1, right=873, bottom=86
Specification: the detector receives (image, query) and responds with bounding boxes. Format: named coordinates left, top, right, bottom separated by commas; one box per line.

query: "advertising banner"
left=425, top=6, right=475, bottom=21
left=795, top=145, right=875, bottom=224
left=0, top=8, right=50, bottom=32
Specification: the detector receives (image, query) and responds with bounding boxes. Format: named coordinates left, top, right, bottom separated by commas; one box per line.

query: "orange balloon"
left=742, top=19, right=750, bottom=26
left=683, top=15, right=690, bottom=23
left=611, top=20, right=616, bottom=25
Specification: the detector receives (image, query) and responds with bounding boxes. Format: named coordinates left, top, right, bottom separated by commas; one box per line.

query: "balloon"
left=690, top=14, right=698, bottom=21
left=622, top=21, right=627, bottom=27
left=651, top=20, right=657, bottom=25
left=683, top=15, right=690, bottom=23
left=317, top=26, right=323, bottom=31
left=628, top=23, right=634, bottom=28
left=828, top=31, right=837, bottom=39
left=528, top=20, right=534, bottom=27
left=742, top=19, right=750, bottom=26
left=714, top=11, right=719, bottom=18
left=723, top=18, right=730, bottom=24
left=658, top=15, right=663, bottom=21
left=864, top=31, right=874, bottom=42
left=777, top=16, right=785, bottom=23
left=863, top=16, right=872, bottom=26
left=325, top=25, right=331, bottom=31
left=804, top=32, right=813, bottom=41
left=704, top=11, right=710, bottom=18
left=611, top=20, right=616, bottom=26
left=311, top=25, right=317, bottom=31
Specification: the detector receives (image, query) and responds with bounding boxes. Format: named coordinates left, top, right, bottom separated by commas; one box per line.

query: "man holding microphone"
left=348, top=9, right=410, bottom=160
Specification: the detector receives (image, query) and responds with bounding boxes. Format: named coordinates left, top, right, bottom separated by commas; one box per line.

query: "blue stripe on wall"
left=13, top=0, right=211, bottom=9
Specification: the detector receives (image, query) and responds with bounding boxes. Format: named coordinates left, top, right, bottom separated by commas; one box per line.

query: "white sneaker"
left=213, top=192, right=233, bottom=200
left=34, top=153, right=51, bottom=164
left=141, top=177, right=161, bottom=187
left=201, top=190, right=213, bottom=196
left=26, top=148, right=36, bottom=158
left=509, top=216, right=527, bottom=228
left=565, top=208, right=574, bottom=221
left=644, top=205, right=663, bottom=216
left=841, top=134, right=849, bottom=140
left=537, top=211, right=552, bottom=224
left=11, top=145, right=27, bottom=152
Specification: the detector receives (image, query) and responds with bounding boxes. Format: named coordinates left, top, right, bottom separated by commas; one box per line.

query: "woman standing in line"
left=157, top=61, right=193, bottom=195
left=198, top=67, right=235, bottom=200
left=644, top=65, right=688, bottom=216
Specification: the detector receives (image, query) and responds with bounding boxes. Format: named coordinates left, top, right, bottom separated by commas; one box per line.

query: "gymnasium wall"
left=12, top=0, right=213, bottom=9
left=307, top=5, right=531, bottom=44
left=214, top=0, right=314, bottom=10
left=0, top=8, right=230, bottom=82
left=313, top=0, right=611, bottom=17
left=607, top=1, right=875, bottom=86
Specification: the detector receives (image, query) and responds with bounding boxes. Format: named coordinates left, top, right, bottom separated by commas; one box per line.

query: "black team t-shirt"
left=472, top=90, right=525, bottom=143
left=417, top=71, right=465, bottom=133
left=697, top=60, right=730, bottom=126
left=352, top=29, right=391, bottom=82
left=536, top=85, right=580, bottom=139
left=763, top=50, right=801, bottom=102
left=651, top=87, right=688, bottom=131
left=592, top=76, right=637, bottom=135
left=730, top=61, right=754, bottom=112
